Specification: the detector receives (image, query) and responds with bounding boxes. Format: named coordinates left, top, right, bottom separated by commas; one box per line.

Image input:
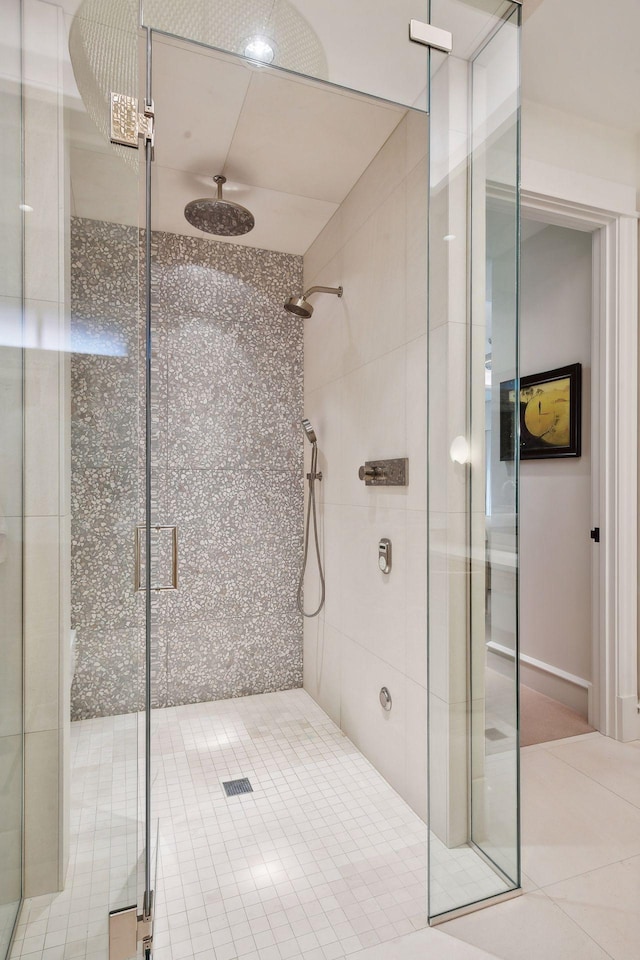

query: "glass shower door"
left=138, top=0, right=520, bottom=937
left=427, top=0, right=521, bottom=922
left=64, top=8, right=151, bottom=956
left=0, top=0, right=24, bottom=954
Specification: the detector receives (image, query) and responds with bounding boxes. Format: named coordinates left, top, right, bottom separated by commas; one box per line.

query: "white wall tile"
left=302, top=253, right=346, bottom=393
left=340, top=636, right=407, bottom=798
left=405, top=510, right=427, bottom=689
left=359, top=650, right=407, bottom=796
left=302, top=108, right=429, bottom=817
left=303, top=620, right=342, bottom=726
left=429, top=694, right=468, bottom=847
left=340, top=347, right=407, bottom=509
left=405, top=158, right=429, bottom=344
left=427, top=321, right=468, bottom=515
left=0, top=518, right=23, bottom=739
left=24, top=729, right=60, bottom=897
left=405, top=335, right=427, bottom=512
left=340, top=117, right=407, bottom=244
left=0, top=309, right=23, bottom=519
left=22, top=0, right=61, bottom=87
left=24, top=88, right=62, bottom=304
left=24, top=516, right=60, bottom=733
left=303, top=207, right=343, bottom=287
left=299, top=502, right=343, bottom=633
left=403, top=679, right=427, bottom=821
left=338, top=506, right=407, bottom=667
left=304, top=380, right=344, bottom=507
left=341, top=184, right=407, bottom=374
left=405, top=109, right=429, bottom=178
left=24, top=333, right=61, bottom=519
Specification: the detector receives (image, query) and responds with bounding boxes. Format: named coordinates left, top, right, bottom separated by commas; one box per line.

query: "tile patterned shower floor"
left=10, top=689, right=505, bottom=960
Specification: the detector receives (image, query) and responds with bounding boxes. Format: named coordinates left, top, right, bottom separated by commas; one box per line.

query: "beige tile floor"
left=355, top=730, right=640, bottom=960
left=9, top=691, right=505, bottom=960
left=9, top=708, right=640, bottom=960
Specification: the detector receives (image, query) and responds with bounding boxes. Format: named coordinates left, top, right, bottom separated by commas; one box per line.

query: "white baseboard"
left=616, top=695, right=640, bottom=742
left=487, top=640, right=592, bottom=719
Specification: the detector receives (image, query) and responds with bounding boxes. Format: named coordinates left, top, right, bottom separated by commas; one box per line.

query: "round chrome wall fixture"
left=379, top=687, right=392, bottom=711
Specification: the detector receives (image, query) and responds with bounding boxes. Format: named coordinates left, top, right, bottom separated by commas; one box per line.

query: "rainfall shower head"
left=301, top=418, right=317, bottom=444
left=184, top=175, right=255, bottom=237
left=284, top=285, right=343, bottom=318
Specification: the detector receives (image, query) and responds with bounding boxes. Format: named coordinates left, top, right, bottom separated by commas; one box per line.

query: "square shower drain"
left=222, top=777, right=253, bottom=797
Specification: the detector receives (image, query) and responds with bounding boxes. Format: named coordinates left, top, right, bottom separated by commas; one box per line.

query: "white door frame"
left=520, top=187, right=639, bottom=741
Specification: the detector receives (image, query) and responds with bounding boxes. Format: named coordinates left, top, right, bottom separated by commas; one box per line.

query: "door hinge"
left=110, top=93, right=155, bottom=153
left=590, top=527, right=600, bottom=543
left=109, top=893, right=153, bottom=960
left=409, top=19, right=453, bottom=54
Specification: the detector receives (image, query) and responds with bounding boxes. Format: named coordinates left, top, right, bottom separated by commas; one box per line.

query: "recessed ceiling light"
left=243, top=36, right=275, bottom=64
left=443, top=234, right=456, bottom=242
left=19, top=204, right=34, bottom=213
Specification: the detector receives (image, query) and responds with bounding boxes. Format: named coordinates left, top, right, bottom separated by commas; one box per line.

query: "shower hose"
left=297, top=441, right=326, bottom=618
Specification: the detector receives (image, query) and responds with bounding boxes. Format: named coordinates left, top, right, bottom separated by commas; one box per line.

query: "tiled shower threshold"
left=10, top=690, right=505, bottom=960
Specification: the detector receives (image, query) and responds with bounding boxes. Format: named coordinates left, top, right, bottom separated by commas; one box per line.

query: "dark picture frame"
left=500, top=363, right=582, bottom=460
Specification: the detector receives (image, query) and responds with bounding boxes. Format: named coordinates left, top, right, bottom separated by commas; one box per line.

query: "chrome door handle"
left=134, top=524, right=178, bottom=591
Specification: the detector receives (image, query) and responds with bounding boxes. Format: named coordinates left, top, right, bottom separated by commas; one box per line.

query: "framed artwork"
left=500, top=363, right=582, bottom=460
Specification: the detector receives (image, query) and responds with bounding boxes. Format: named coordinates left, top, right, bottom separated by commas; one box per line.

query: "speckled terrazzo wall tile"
left=71, top=219, right=303, bottom=718
left=71, top=624, right=167, bottom=720
left=163, top=616, right=303, bottom=707
left=160, top=466, right=303, bottom=623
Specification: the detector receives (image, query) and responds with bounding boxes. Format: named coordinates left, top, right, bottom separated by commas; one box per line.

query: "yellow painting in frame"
left=500, top=363, right=582, bottom=460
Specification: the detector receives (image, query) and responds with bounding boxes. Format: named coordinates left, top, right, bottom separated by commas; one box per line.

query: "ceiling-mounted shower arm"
left=213, top=174, right=226, bottom=199
left=303, top=285, right=343, bottom=299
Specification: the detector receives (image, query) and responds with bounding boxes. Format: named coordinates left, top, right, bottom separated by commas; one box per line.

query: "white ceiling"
left=67, top=0, right=640, bottom=253
left=69, top=34, right=408, bottom=254
left=521, top=0, right=640, bottom=133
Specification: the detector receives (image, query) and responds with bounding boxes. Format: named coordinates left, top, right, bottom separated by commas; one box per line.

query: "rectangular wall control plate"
left=361, top=458, right=409, bottom=487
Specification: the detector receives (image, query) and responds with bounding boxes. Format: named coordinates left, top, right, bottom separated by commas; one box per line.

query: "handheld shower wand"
left=297, top=419, right=325, bottom=618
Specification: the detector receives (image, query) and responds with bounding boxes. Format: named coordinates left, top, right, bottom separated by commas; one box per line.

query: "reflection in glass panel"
left=0, top=0, right=23, bottom=955
left=427, top=0, right=520, bottom=921
left=140, top=0, right=429, bottom=109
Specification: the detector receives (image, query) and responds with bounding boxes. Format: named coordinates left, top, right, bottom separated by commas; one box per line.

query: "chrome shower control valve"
left=379, top=687, right=392, bottom=711
left=358, top=458, right=408, bottom=486
left=378, top=538, right=391, bottom=574
left=359, top=464, right=384, bottom=481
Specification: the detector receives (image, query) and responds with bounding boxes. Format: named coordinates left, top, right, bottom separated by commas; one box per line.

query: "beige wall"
left=520, top=97, right=640, bottom=728
left=522, top=99, right=639, bottom=193
left=301, top=110, right=429, bottom=822
left=519, top=223, right=593, bottom=715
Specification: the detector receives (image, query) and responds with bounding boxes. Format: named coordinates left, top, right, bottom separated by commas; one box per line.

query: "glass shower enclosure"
left=137, top=0, right=522, bottom=928
left=1, top=1, right=521, bottom=957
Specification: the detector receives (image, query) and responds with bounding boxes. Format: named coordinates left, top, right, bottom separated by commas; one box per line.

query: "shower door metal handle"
left=134, top=524, right=178, bottom=592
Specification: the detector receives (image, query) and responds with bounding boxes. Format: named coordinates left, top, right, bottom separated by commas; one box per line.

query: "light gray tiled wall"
left=302, top=110, right=430, bottom=823
left=71, top=219, right=304, bottom=719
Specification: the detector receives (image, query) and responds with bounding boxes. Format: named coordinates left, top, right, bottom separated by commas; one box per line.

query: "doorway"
left=518, top=219, right=595, bottom=745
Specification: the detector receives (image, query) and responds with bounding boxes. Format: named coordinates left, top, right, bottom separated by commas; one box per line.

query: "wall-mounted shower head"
left=301, top=418, right=317, bottom=445
left=284, top=285, right=343, bottom=318
left=184, top=175, right=255, bottom=237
